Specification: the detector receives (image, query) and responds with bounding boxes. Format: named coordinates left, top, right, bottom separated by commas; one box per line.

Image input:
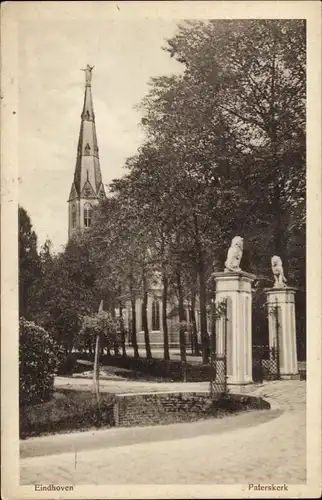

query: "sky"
left=18, top=18, right=182, bottom=252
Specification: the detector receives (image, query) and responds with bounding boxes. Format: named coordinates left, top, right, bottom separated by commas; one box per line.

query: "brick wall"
left=113, top=392, right=270, bottom=427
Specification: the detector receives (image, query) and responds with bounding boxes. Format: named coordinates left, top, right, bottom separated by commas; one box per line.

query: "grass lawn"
left=20, top=389, right=115, bottom=439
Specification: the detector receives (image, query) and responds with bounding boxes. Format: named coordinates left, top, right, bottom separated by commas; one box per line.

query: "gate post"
left=265, top=287, right=299, bottom=379
left=213, top=271, right=256, bottom=392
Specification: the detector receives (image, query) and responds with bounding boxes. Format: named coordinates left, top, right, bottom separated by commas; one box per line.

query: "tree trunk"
left=198, top=256, right=209, bottom=364
left=176, top=270, right=187, bottom=364
left=190, top=291, right=200, bottom=355
left=93, top=334, right=100, bottom=403
left=129, top=271, right=139, bottom=358
left=192, top=213, right=209, bottom=363
left=142, top=284, right=152, bottom=359
left=119, top=303, right=127, bottom=357
left=162, top=271, right=170, bottom=361
left=130, top=298, right=139, bottom=358
left=67, top=336, right=74, bottom=355
left=142, top=292, right=152, bottom=359
left=114, top=342, right=120, bottom=356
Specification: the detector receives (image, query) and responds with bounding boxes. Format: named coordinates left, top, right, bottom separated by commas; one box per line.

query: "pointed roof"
left=70, top=65, right=105, bottom=201
left=68, top=183, right=78, bottom=201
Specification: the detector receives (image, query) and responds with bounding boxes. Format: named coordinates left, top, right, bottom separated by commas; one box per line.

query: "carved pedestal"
left=265, top=287, right=299, bottom=379
left=213, top=271, right=256, bottom=392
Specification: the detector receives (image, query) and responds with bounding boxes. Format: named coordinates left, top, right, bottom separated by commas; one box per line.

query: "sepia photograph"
left=1, top=1, right=321, bottom=499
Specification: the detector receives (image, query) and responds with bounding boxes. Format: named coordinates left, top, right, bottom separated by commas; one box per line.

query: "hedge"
left=72, top=352, right=210, bottom=382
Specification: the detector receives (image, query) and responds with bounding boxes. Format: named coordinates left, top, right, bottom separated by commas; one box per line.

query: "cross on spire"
left=81, top=64, right=94, bottom=86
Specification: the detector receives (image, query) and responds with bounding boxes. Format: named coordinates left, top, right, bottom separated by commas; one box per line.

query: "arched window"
left=83, top=203, right=93, bottom=228
left=152, top=299, right=160, bottom=331
left=71, top=205, right=76, bottom=228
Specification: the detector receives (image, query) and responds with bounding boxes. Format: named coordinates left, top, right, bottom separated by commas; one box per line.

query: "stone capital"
left=264, top=287, right=298, bottom=304
left=264, top=286, right=298, bottom=294
left=212, top=270, right=257, bottom=281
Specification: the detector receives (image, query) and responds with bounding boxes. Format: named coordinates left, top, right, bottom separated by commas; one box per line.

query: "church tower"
left=68, top=65, right=106, bottom=240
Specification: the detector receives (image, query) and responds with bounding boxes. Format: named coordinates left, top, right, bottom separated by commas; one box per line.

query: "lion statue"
left=271, top=255, right=287, bottom=288
left=224, top=236, right=244, bottom=272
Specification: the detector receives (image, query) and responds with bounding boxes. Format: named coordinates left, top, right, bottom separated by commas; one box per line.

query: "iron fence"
left=210, top=355, right=227, bottom=395
left=210, top=298, right=228, bottom=397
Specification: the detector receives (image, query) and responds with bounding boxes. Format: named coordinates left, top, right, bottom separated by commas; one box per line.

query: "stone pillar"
left=213, top=271, right=256, bottom=392
left=265, top=287, right=299, bottom=379
left=185, top=306, right=190, bottom=345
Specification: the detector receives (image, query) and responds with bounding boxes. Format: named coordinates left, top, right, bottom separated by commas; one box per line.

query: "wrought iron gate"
left=210, top=298, right=228, bottom=397
left=252, top=345, right=280, bottom=382
left=252, top=301, right=281, bottom=382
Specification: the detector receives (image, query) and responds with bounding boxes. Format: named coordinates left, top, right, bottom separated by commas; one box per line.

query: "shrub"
left=19, top=318, right=64, bottom=406
left=76, top=311, right=122, bottom=353
left=76, top=352, right=210, bottom=382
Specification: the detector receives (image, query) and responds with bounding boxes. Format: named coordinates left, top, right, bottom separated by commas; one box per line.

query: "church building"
left=68, top=66, right=206, bottom=347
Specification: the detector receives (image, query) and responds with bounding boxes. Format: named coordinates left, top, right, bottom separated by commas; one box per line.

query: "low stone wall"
left=113, top=391, right=270, bottom=427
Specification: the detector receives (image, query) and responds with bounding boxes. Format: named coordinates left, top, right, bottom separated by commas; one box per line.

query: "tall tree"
left=87, top=192, right=156, bottom=359
left=135, top=20, right=306, bottom=360
left=18, top=206, right=41, bottom=319
left=163, top=19, right=305, bottom=277
left=33, top=238, right=98, bottom=354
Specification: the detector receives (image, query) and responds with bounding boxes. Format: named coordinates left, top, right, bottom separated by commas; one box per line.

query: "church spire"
left=68, top=65, right=106, bottom=240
